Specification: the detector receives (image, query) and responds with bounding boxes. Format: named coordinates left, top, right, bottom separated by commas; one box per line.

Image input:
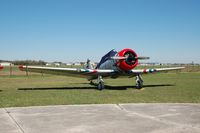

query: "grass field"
left=0, top=66, right=200, bottom=108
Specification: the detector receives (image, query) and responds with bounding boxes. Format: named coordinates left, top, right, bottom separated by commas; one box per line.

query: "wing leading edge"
left=19, top=65, right=184, bottom=80
left=19, top=65, right=115, bottom=80
left=129, top=67, right=184, bottom=75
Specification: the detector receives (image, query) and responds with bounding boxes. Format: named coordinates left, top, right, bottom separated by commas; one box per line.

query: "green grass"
left=1, top=70, right=200, bottom=107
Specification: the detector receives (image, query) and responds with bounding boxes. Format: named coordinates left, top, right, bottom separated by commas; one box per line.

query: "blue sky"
left=0, top=0, right=199, bottom=63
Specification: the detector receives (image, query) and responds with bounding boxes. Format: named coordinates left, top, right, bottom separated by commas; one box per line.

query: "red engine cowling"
left=116, top=48, right=138, bottom=71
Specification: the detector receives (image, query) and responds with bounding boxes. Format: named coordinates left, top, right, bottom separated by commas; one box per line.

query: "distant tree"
left=13, top=60, right=46, bottom=65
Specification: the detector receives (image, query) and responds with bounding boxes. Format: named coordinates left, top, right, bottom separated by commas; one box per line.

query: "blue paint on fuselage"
left=96, top=49, right=117, bottom=69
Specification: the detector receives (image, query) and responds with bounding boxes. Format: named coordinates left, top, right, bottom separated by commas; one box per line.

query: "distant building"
left=54, top=63, right=61, bottom=67
left=0, top=62, right=14, bottom=66
left=46, top=62, right=61, bottom=67
left=46, top=63, right=53, bottom=66
left=73, top=62, right=81, bottom=66
left=66, top=63, right=72, bottom=66
left=139, top=63, right=151, bottom=66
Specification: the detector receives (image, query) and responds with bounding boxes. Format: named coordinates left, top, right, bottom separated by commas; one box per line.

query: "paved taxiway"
left=1, top=104, right=200, bottom=133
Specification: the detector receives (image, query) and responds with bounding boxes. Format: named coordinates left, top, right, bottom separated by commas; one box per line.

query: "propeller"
left=135, top=56, right=150, bottom=60
left=111, top=56, right=150, bottom=60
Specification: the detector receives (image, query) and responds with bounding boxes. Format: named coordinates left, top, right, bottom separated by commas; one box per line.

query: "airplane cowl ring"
left=117, top=48, right=138, bottom=71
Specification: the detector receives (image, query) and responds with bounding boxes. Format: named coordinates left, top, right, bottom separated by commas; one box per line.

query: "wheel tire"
left=98, top=82, right=104, bottom=90
left=101, top=83, right=105, bottom=90
left=98, top=83, right=102, bottom=90
left=136, top=81, right=143, bottom=89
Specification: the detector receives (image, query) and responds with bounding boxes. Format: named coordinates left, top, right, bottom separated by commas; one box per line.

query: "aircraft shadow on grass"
left=18, top=84, right=175, bottom=91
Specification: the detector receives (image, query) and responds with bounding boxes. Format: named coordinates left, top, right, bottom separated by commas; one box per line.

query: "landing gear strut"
left=135, top=75, right=143, bottom=89
left=97, top=75, right=104, bottom=90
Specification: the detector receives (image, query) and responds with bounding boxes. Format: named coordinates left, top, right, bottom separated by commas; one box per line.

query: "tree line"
left=0, top=60, right=46, bottom=65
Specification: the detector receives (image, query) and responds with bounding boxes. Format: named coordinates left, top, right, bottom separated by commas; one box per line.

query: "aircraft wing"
left=19, top=65, right=184, bottom=80
left=19, top=65, right=115, bottom=80
left=129, top=67, right=184, bottom=75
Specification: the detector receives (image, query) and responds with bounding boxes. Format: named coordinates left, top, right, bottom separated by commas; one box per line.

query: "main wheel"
left=98, top=82, right=105, bottom=90
left=136, top=80, right=143, bottom=89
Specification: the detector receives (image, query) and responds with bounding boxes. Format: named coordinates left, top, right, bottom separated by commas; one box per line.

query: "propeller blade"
left=111, top=56, right=150, bottom=60
left=110, top=57, right=127, bottom=60
left=135, top=56, right=150, bottom=60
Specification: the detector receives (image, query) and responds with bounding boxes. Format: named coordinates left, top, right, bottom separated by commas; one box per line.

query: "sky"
left=0, top=0, right=200, bottom=63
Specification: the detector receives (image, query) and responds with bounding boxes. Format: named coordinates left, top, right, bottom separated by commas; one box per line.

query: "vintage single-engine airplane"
left=19, top=48, right=184, bottom=90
